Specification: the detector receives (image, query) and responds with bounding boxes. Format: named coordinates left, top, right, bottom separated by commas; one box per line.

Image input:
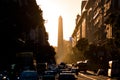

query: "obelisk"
left=57, top=16, right=63, bottom=55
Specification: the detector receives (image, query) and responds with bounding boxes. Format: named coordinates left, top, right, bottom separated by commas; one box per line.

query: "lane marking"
left=79, top=73, right=97, bottom=80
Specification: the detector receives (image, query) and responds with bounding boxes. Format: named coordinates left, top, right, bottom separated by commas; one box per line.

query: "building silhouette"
left=57, top=16, right=64, bottom=54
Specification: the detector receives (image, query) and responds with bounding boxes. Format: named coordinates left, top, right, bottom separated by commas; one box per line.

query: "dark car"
left=108, top=60, right=120, bottom=77
left=71, top=67, right=79, bottom=75
left=19, top=70, right=38, bottom=80
left=58, top=73, right=77, bottom=80
left=42, top=70, right=56, bottom=80
left=76, top=60, right=88, bottom=72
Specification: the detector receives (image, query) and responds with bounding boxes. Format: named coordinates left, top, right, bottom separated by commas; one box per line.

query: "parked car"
left=76, top=60, right=88, bottom=72
left=108, top=60, right=120, bottom=77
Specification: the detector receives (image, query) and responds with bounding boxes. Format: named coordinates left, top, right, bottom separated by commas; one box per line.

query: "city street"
left=1, top=0, right=120, bottom=80
left=77, top=71, right=119, bottom=80
left=38, top=70, right=119, bottom=80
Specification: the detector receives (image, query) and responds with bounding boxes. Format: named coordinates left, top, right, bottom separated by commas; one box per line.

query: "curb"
left=87, top=70, right=95, bottom=75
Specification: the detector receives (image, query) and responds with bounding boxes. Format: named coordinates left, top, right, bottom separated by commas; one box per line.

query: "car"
left=76, top=60, right=88, bottom=72
left=36, top=63, right=47, bottom=75
left=58, top=73, right=77, bottom=80
left=42, top=70, right=56, bottom=80
left=108, top=60, right=120, bottom=77
left=19, top=70, right=38, bottom=80
left=58, top=62, right=67, bottom=69
left=0, top=70, right=10, bottom=80
left=71, top=67, right=79, bottom=75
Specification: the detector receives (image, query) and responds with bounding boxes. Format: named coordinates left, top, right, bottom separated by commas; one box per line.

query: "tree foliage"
left=84, top=44, right=97, bottom=60
left=111, top=15, right=120, bottom=48
left=0, top=0, right=56, bottom=69
left=76, top=38, right=88, bottom=51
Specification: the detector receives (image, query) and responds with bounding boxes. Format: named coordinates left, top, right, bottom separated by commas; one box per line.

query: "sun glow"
left=36, top=0, right=81, bottom=46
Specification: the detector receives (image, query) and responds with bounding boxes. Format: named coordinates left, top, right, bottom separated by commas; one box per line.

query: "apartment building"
left=72, top=0, right=120, bottom=47
left=72, top=1, right=87, bottom=47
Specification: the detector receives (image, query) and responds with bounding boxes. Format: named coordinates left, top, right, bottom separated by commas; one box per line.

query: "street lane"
left=77, top=71, right=119, bottom=80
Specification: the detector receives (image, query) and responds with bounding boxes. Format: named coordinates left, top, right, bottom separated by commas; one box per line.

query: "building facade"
left=72, top=0, right=88, bottom=47
left=72, top=0, right=120, bottom=47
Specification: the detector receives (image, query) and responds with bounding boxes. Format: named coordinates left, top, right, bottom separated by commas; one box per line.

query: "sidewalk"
left=87, top=70, right=106, bottom=76
left=86, top=70, right=120, bottom=80
left=86, top=70, right=96, bottom=75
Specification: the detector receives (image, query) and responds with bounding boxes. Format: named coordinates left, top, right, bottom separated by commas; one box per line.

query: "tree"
left=0, top=0, right=56, bottom=70
left=34, top=45, right=56, bottom=64
left=111, top=14, right=120, bottom=48
left=105, top=39, right=120, bottom=60
left=84, top=44, right=97, bottom=61
left=76, top=38, right=88, bottom=51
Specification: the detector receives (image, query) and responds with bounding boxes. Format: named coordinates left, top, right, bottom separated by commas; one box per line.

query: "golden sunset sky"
left=36, top=0, right=82, bottom=46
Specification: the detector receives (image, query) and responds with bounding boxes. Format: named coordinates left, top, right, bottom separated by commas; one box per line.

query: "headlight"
left=2, top=76, right=7, bottom=79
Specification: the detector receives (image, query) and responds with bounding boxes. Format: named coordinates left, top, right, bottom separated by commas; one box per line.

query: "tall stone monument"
left=57, top=16, right=64, bottom=56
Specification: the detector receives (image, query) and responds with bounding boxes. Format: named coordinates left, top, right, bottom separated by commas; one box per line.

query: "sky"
left=36, top=0, right=82, bottom=46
